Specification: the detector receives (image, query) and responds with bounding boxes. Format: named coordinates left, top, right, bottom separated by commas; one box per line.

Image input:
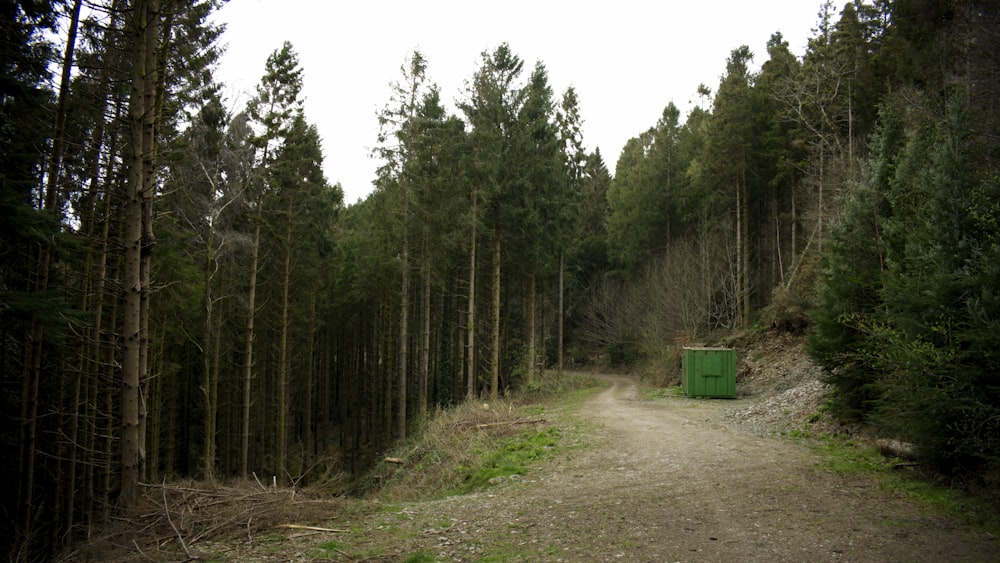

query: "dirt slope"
left=356, top=375, right=999, bottom=562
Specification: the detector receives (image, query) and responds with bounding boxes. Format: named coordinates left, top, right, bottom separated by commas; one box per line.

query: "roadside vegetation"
left=367, top=372, right=605, bottom=502
left=790, top=421, right=1000, bottom=537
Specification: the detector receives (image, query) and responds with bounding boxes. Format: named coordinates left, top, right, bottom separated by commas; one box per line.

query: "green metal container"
left=681, top=347, right=736, bottom=398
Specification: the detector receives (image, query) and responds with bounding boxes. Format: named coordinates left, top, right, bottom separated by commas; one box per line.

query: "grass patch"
left=307, top=540, right=344, bottom=560
left=807, top=432, right=1000, bottom=535
left=402, top=552, right=438, bottom=563
left=520, top=370, right=607, bottom=403
left=367, top=372, right=603, bottom=502
left=641, top=385, right=684, bottom=400
left=454, top=427, right=561, bottom=494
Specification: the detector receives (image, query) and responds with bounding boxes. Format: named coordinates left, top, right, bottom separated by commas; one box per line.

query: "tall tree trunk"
left=735, top=182, right=742, bottom=328
left=490, top=229, right=501, bottom=400
left=526, top=270, right=536, bottom=385
left=817, top=149, right=825, bottom=253
left=202, top=214, right=217, bottom=479
left=120, top=0, right=158, bottom=508
left=321, top=313, right=332, bottom=456
left=211, top=297, right=224, bottom=470
left=774, top=187, right=784, bottom=287
left=42, top=0, right=82, bottom=211
left=103, top=277, right=119, bottom=522
left=466, top=190, right=477, bottom=400
left=304, top=293, right=316, bottom=465
left=18, top=319, right=43, bottom=538
left=791, top=186, right=798, bottom=262
left=18, top=0, right=85, bottom=539
left=558, top=252, right=564, bottom=374
left=136, top=0, right=162, bottom=486
left=278, top=218, right=292, bottom=481
left=398, top=199, right=409, bottom=441
left=240, top=222, right=260, bottom=479
left=383, top=304, right=394, bottom=441
left=419, top=241, right=430, bottom=418
left=67, top=37, right=113, bottom=541
left=741, top=177, right=750, bottom=328
left=82, top=22, right=117, bottom=532
left=147, top=324, right=165, bottom=480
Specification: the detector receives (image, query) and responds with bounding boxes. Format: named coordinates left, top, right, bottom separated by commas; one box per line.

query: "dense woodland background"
left=2, top=0, right=998, bottom=559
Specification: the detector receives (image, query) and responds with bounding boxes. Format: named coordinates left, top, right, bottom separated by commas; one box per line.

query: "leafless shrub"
left=578, top=228, right=738, bottom=370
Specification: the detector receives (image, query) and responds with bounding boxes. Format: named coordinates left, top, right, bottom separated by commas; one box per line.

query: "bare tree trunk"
left=82, top=22, right=117, bottom=532
left=383, top=304, right=394, bottom=440
left=120, top=0, right=158, bottom=508
left=321, top=312, right=332, bottom=456
left=558, top=252, right=564, bottom=375
left=419, top=244, right=430, bottom=418
left=138, top=0, right=168, bottom=486
left=147, top=324, right=165, bottom=481
left=304, top=293, right=316, bottom=465
left=774, top=189, right=784, bottom=287
left=466, top=190, right=477, bottom=400
left=240, top=222, right=260, bottom=479
left=42, top=0, right=82, bottom=211
left=18, top=320, right=42, bottom=538
left=817, top=149, right=825, bottom=253
left=741, top=177, right=750, bottom=328
left=490, top=230, right=501, bottom=400
left=278, top=218, right=292, bottom=481
left=69, top=99, right=112, bottom=540
left=17, top=1, right=85, bottom=540
left=398, top=200, right=409, bottom=441
left=526, top=270, right=536, bottom=385
left=735, top=182, right=744, bottom=329
left=103, top=281, right=119, bottom=522
left=791, top=186, right=798, bottom=262
left=202, top=218, right=216, bottom=479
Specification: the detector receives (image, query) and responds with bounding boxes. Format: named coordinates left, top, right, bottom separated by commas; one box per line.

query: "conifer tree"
left=241, top=41, right=304, bottom=479
left=460, top=44, right=526, bottom=399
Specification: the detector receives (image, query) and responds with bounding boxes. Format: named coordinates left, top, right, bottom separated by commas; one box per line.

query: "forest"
left=1, top=0, right=998, bottom=559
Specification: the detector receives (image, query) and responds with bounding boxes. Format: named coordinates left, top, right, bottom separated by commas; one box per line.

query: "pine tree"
left=242, top=41, right=305, bottom=479
left=374, top=50, right=432, bottom=440
left=460, top=44, right=526, bottom=399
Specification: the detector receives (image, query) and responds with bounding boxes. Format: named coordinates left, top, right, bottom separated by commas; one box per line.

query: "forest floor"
left=76, top=333, right=1000, bottom=562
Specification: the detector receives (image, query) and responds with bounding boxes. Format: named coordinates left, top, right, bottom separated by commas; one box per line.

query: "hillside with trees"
left=1, top=0, right=998, bottom=559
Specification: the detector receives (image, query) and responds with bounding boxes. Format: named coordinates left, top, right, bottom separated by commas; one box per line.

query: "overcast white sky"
left=212, top=0, right=825, bottom=205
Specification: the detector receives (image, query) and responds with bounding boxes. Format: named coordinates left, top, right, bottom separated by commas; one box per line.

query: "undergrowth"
left=790, top=417, right=1000, bottom=536
left=366, top=371, right=605, bottom=502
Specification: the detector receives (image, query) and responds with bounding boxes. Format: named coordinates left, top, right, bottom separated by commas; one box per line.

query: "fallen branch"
left=161, top=478, right=193, bottom=559
left=875, top=438, right=918, bottom=461
left=383, top=446, right=420, bottom=465
left=276, top=523, right=349, bottom=533
left=252, top=471, right=267, bottom=491
left=131, top=539, right=152, bottom=562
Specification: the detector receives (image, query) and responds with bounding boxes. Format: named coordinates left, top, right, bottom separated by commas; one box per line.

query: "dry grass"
left=65, top=476, right=353, bottom=561
left=369, top=371, right=605, bottom=502
left=67, top=372, right=604, bottom=561
left=369, top=398, right=542, bottom=502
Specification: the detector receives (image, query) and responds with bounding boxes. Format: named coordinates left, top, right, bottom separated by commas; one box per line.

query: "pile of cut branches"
left=68, top=478, right=346, bottom=561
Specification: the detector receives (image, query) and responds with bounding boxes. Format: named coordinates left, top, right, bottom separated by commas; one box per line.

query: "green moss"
left=452, top=427, right=561, bottom=494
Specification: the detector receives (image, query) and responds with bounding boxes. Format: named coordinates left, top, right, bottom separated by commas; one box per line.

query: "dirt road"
left=393, top=375, right=998, bottom=561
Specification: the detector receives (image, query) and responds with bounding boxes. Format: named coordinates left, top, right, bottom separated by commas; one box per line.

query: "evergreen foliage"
left=810, top=1, right=1000, bottom=477
left=3, top=1, right=1000, bottom=557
